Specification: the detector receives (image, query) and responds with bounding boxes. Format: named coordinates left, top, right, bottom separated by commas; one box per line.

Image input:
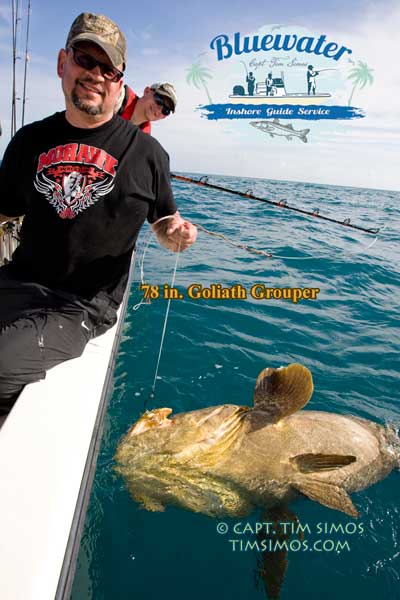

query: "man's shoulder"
left=5, top=113, right=63, bottom=151
left=126, top=120, right=168, bottom=157
left=16, top=112, right=64, bottom=138
left=27, top=112, right=63, bottom=129
left=144, top=132, right=169, bottom=163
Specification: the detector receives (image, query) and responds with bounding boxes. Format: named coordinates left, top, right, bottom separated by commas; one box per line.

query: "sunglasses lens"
left=73, top=50, right=94, bottom=70
left=103, top=69, right=123, bottom=82
left=153, top=93, right=171, bottom=116
left=71, top=47, right=123, bottom=82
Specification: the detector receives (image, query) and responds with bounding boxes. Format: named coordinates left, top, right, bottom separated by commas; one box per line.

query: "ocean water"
left=71, top=173, right=400, bottom=600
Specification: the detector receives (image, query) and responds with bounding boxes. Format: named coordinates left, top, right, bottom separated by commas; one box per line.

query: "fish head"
left=114, top=404, right=252, bottom=482
left=114, top=404, right=251, bottom=516
left=116, top=404, right=247, bottom=461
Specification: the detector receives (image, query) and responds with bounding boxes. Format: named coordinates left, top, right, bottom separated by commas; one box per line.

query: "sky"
left=0, top=0, right=399, bottom=191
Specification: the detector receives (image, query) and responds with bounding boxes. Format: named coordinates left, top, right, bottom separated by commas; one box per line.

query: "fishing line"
left=144, top=238, right=181, bottom=409
left=272, top=223, right=388, bottom=259
left=194, top=223, right=272, bottom=257
left=132, top=229, right=153, bottom=311
left=194, top=224, right=338, bottom=260
left=342, top=224, right=387, bottom=256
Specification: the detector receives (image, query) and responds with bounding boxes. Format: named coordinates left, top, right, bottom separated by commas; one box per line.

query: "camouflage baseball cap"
left=66, top=13, right=126, bottom=69
left=150, top=83, right=177, bottom=112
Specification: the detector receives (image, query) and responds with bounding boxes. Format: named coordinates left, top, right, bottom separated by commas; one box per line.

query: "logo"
left=186, top=25, right=374, bottom=142
left=34, top=143, right=118, bottom=219
left=209, top=32, right=353, bottom=62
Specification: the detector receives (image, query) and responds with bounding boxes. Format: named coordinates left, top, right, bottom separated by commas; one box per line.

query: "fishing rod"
left=11, top=0, right=20, bottom=137
left=21, top=0, right=31, bottom=127
left=240, top=60, right=248, bottom=77
left=170, top=174, right=380, bottom=235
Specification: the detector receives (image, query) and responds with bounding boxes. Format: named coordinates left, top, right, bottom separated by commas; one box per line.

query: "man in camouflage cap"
left=66, top=12, right=127, bottom=69
left=0, top=13, right=197, bottom=417
left=59, top=12, right=127, bottom=120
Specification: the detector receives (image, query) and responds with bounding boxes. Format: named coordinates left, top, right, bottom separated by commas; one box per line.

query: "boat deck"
left=0, top=305, right=125, bottom=600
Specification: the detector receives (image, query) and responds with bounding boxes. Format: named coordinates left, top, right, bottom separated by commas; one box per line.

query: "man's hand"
left=151, top=211, right=197, bottom=252
left=0, top=214, right=20, bottom=226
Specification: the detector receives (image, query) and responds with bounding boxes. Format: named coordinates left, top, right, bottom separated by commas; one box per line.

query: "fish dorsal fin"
left=253, top=363, right=313, bottom=422
left=292, top=477, right=359, bottom=517
left=290, top=454, right=356, bottom=473
left=273, top=118, right=280, bottom=124
left=287, top=124, right=294, bottom=130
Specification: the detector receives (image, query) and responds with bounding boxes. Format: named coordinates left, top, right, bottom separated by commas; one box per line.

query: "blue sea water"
left=71, top=173, right=400, bottom=600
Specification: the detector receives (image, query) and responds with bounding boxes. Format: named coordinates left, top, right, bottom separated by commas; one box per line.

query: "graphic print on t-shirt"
left=34, top=143, right=118, bottom=219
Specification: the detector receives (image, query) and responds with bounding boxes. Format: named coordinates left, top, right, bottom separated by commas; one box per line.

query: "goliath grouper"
left=115, top=364, right=400, bottom=518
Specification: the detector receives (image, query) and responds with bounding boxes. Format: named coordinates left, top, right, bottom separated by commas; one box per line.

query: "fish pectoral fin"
left=292, top=477, right=359, bottom=518
left=176, top=406, right=249, bottom=466
left=253, top=363, right=313, bottom=422
left=290, top=453, right=356, bottom=473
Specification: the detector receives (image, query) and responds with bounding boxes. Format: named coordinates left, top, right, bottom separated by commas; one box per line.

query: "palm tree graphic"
left=186, top=62, right=213, bottom=104
left=347, top=61, right=374, bottom=106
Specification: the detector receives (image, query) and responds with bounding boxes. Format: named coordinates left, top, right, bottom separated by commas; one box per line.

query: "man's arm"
left=0, top=127, right=29, bottom=219
left=151, top=211, right=197, bottom=252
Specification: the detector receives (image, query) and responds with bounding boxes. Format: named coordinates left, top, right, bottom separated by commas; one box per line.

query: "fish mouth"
left=128, top=408, right=173, bottom=436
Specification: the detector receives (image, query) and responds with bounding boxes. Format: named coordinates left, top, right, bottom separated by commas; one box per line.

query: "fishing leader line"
left=193, top=223, right=382, bottom=260
left=131, top=229, right=153, bottom=311
left=194, top=223, right=272, bottom=257
left=144, top=237, right=181, bottom=410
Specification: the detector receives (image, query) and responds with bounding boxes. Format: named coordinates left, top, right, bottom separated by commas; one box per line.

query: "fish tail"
left=299, top=130, right=309, bottom=143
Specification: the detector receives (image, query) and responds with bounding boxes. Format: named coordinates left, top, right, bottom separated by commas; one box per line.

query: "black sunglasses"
left=153, top=92, right=172, bottom=116
left=69, top=46, right=123, bottom=82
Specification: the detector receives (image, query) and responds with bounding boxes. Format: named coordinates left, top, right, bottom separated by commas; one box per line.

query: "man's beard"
left=71, top=85, right=104, bottom=116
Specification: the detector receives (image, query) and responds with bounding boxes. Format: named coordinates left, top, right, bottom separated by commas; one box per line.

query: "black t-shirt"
left=0, top=112, right=176, bottom=304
